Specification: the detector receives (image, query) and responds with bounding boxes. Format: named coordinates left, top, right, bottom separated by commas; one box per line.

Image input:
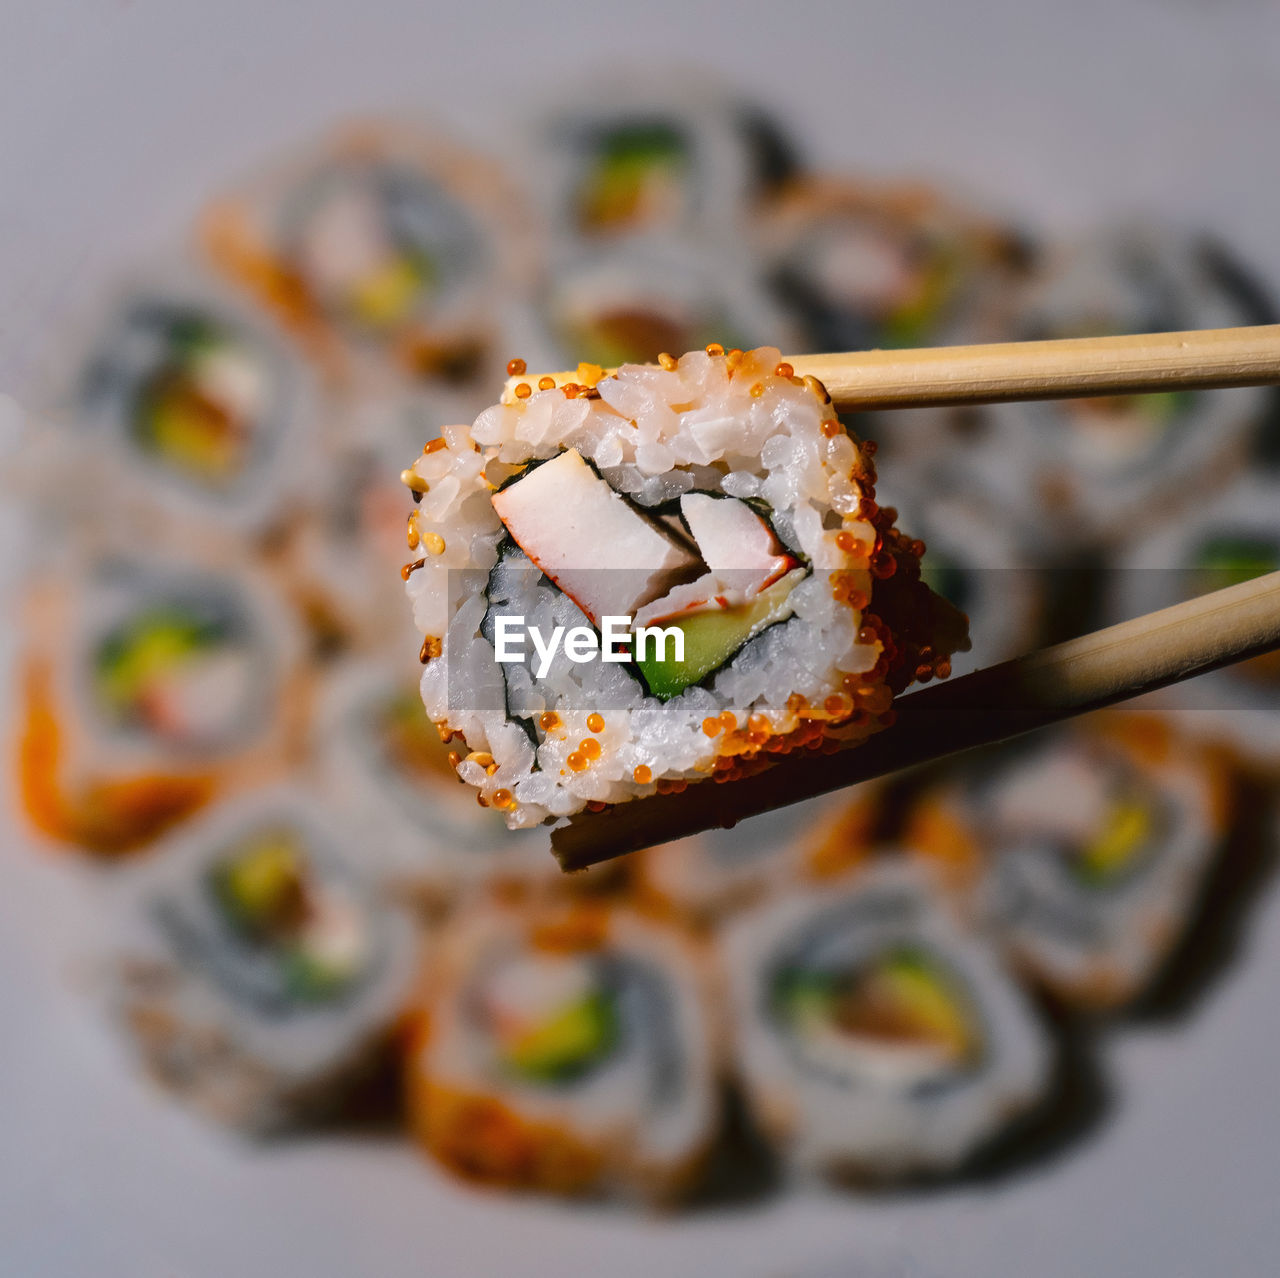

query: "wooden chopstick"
left=504, top=324, right=1280, bottom=411
left=551, top=571, right=1280, bottom=872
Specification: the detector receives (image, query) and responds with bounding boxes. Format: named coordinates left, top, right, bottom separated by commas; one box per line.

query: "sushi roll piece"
left=904, top=715, right=1234, bottom=1009
left=40, top=264, right=320, bottom=539
left=202, top=123, right=527, bottom=391
left=758, top=177, right=1028, bottom=356
left=757, top=177, right=1031, bottom=473
left=16, top=552, right=306, bottom=855
left=316, top=661, right=563, bottom=908
left=512, top=236, right=800, bottom=377
left=404, top=898, right=721, bottom=1201
left=401, top=346, right=967, bottom=829
left=1110, top=474, right=1280, bottom=764
left=722, top=859, right=1049, bottom=1180
left=976, top=224, right=1276, bottom=544
left=528, top=78, right=797, bottom=242
left=106, top=787, right=419, bottom=1133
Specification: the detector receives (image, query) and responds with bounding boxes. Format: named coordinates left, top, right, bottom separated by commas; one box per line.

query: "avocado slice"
left=95, top=610, right=216, bottom=711
left=503, top=990, right=618, bottom=1084
left=211, top=831, right=307, bottom=937
left=1074, top=795, right=1153, bottom=886
left=841, top=950, right=976, bottom=1062
left=635, top=567, right=806, bottom=701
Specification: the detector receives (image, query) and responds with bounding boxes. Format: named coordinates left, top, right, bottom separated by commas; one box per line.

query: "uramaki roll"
left=401, top=345, right=967, bottom=830
left=106, top=787, right=419, bottom=1133
left=405, top=898, right=720, bottom=1201
left=904, top=714, right=1234, bottom=1009
left=721, top=858, right=1049, bottom=1180
left=17, top=551, right=306, bottom=856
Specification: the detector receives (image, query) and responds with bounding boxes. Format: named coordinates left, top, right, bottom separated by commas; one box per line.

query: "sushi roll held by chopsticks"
left=400, top=326, right=1280, bottom=863
left=402, top=345, right=965, bottom=829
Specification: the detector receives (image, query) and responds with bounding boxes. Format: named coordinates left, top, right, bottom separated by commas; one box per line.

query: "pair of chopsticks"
left=504, top=325, right=1280, bottom=870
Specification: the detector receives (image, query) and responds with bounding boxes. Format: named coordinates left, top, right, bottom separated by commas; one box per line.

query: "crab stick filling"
left=491, top=451, right=801, bottom=630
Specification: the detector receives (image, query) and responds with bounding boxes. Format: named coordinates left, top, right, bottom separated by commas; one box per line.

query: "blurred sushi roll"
left=42, top=265, right=320, bottom=540
left=633, top=809, right=808, bottom=926
left=976, top=224, right=1276, bottom=544
left=756, top=177, right=1032, bottom=473
left=16, top=552, right=307, bottom=855
left=758, top=177, right=1028, bottom=355
left=528, top=79, right=798, bottom=243
left=513, top=236, right=801, bottom=374
left=904, top=715, right=1234, bottom=1009
left=316, top=661, right=560, bottom=908
left=722, top=859, right=1049, bottom=1180
left=1110, top=474, right=1280, bottom=763
left=106, top=787, right=419, bottom=1133
left=405, top=899, right=721, bottom=1201
left=202, top=123, right=528, bottom=392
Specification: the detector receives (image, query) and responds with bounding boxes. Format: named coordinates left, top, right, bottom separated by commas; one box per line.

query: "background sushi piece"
left=970, top=225, right=1278, bottom=548
left=525, top=77, right=798, bottom=247
left=29, top=261, right=325, bottom=544
left=631, top=780, right=892, bottom=928
left=103, top=786, right=421, bottom=1133
left=722, top=858, right=1051, bottom=1181
left=903, top=715, right=1236, bottom=1010
left=631, top=794, right=861, bottom=926
left=511, top=236, right=802, bottom=375
left=404, top=897, right=722, bottom=1202
left=202, top=121, right=532, bottom=396
left=756, top=176, right=1030, bottom=355
left=15, top=550, right=310, bottom=856
left=314, top=658, right=566, bottom=910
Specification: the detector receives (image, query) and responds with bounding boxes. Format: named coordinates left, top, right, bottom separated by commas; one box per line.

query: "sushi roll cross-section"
left=722, top=859, right=1050, bottom=1180
left=106, top=789, right=419, bottom=1133
left=40, top=267, right=320, bottom=538
left=904, top=716, right=1233, bottom=1009
left=401, top=345, right=967, bottom=833
left=16, top=554, right=305, bottom=856
left=405, top=899, right=720, bottom=1201
left=203, top=123, right=525, bottom=391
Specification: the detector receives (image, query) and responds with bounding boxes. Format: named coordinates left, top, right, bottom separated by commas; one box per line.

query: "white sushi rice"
left=402, top=346, right=889, bottom=827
